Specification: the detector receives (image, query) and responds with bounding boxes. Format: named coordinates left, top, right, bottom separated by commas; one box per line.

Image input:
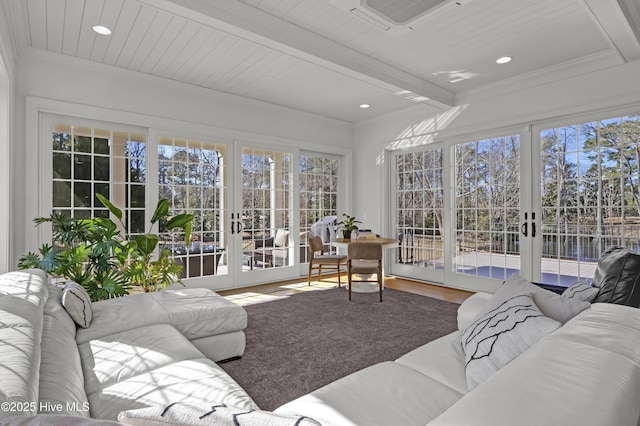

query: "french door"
left=231, top=143, right=300, bottom=286
left=389, top=133, right=524, bottom=292
left=390, top=111, right=640, bottom=292
left=42, top=115, right=342, bottom=291
left=533, top=113, right=640, bottom=286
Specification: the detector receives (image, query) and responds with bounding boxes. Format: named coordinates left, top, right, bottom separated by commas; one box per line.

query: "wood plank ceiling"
left=5, top=0, right=640, bottom=122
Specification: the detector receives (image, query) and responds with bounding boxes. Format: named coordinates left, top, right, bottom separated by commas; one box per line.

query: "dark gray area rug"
left=219, top=286, right=460, bottom=411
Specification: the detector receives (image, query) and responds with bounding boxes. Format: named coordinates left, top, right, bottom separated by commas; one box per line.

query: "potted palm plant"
left=18, top=195, right=193, bottom=301
left=337, top=213, right=362, bottom=240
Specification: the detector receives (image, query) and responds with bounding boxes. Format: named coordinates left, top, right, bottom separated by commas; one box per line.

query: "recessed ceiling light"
left=496, top=56, right=512, bottom=64
left=92, top=25, right=112, bottom=35
left=360, top=104, right=370, bottom=109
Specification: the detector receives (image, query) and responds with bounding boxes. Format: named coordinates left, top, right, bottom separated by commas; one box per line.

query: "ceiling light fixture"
left=92, top=25, right=112, bottom=35
left=360, top=104, right=370, bottom=109
left=496, top=56, right=512, bottom=64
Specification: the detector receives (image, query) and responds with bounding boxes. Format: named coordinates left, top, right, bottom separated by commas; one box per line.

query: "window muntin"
left=394, top=150, right=445, bottom=268
left=241, top=147, right=292, bottom=269
left=540, top=115, right=640, bottom=285
left=52, top=123, right=146, bottom=233
left=299, top=154, right=339, bottom=262
left=158, top=137, right=227, bottom=277
left=454, top=135, right=521, bottom=279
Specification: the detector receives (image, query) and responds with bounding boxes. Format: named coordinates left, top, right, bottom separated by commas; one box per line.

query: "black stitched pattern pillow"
left=461, top=293, right=560, bottom=390
left=562, top=280, right=598, bottom=303
left=118, top=402, right=321, bottom=426
left=61, top=281, right=93, bottom=328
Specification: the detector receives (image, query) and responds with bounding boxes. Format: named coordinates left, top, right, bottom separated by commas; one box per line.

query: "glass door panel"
left=390, top=149, right=445, bottom=282
left=454, top=135, right=521, bottom=281
left=158, top=137, right=228, bottom=284
left=299, top=153, right=340, bottom=261
left=538, top=115, right=640, bottom=286
left=237, top=145, right=298, bottom=283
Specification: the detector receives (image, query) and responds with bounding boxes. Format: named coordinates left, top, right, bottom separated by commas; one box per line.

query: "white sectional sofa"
left=276, top=288, right=640, bottom=426
left=0, top=269, right=256, bottom=422
left=4, top=267, right=640, bottom=425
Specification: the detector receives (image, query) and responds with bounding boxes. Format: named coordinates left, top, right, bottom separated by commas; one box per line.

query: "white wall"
left=354, top=59, right=640, bottom=235
left=13, top=49, right=353, bottom=265
left=0, top=5, right=16, bottom=273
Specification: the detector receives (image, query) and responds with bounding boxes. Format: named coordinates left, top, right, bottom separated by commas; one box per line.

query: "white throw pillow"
left=462, top=293, right=561, bottom=390
left=562, top=279, right=598, bottom=303
left=61, top=281, right=93, bottom=328
left=480, top=275, right=590, bottom=325
left=118, top=402, right=320, bottom=426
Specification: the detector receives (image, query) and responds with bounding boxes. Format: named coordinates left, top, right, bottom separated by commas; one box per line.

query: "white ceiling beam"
left=136, top=0, right=455, bottom=109
left=581, top=0, right=640, bottom=62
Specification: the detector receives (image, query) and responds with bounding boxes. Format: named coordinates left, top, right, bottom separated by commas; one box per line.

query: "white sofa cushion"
left=461, top=293, right=560, bottom=390
left=79, top=324, right=206, bottom=396
left=76, top=288, right=247, bottom=344
left=395, top=331, right=468, bottom=395
left=190, top=331, right=246, bottom=362
left=151, top=289, right=248, bottom=340
left=0, top=269, right=49, bottom=418
left=546, top=302, right=640, bottom=365
left=87, top=359, right=257, bottom=421
left=76, top=291, right=161, bottom=344
left=275, top=361, right=463, bottom=426
left=430, top=319, right=640, bottom=426
left=61, top=281, right=93, bottom=328
left=38, top=285, right=89, bottom=417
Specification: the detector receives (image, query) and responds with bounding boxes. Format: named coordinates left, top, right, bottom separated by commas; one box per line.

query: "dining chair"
left=307, top=236, right=347, bottom=286
left=347, top=242, right=383, bottom=302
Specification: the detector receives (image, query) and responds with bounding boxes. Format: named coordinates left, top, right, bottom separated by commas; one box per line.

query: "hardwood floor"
left=219, top=274, right=474, bottom=306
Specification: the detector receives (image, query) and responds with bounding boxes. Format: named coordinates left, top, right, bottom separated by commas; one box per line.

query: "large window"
left=52, top=123, right=146, bottom=232
left=299, top=154, right=339, bottom=262
left=540, top=115, right=640, bottom=285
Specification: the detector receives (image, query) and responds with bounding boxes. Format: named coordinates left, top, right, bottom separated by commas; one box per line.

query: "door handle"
left=521, top=212, right=528, bottom=237
left=531, top=212, right=536, bottom=238
left=231, top=213, right=236, bottom=234
left=230, top=213, right=243, bottom=235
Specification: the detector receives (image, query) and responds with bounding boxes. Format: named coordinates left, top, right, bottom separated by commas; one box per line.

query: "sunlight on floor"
left=219, top=274, right=473, bottom=306
left=220, top=278, right=340, bottom=306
